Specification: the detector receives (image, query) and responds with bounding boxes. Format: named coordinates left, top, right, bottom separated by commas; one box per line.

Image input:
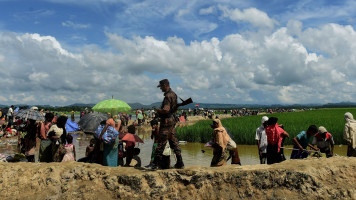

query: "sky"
left=1, top=0, right=356, bottom=106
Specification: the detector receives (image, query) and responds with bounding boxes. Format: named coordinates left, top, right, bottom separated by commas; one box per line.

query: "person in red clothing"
left=124, top=125, right=136, bottom=166
left=265, top=117, right=289, bottom=164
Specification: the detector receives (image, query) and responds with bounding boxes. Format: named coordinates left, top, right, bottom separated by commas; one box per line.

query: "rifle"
left=154, top=97, right=193, bottom=119
left=176, top=97, right=193, bottom=109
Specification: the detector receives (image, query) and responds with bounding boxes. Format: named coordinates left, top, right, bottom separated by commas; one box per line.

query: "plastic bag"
left=163, top=142, right=171, bottom=156
left=226, top=138, right=237, bottom=150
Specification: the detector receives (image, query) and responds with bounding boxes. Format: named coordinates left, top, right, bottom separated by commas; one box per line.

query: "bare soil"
left=0, top=156, right=355, bottom=200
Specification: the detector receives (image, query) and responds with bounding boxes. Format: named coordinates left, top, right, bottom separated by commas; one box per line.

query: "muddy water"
left=0, top=131, right=348, bottom=166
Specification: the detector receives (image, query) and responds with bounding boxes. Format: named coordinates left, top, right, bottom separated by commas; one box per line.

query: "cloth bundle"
left=95, top=124, right=119, bottom=144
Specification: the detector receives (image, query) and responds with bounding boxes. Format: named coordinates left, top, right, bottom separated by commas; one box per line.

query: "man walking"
left=152, top=79, right=184, bottom=169
left=7, top=105, right=14, bottom=127
left=255, top=116, right=268, bottom=164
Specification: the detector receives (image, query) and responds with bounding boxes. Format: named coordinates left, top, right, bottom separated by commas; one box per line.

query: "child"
left=290, top=125, right=319, bottom=159
left=86, top=138, right=95, bottom=158
left=62, top=135, right=76, bottom=162
left=124, top=125, right=136, bottom=166
left=77, top=138, right=95, bottom=163
left=131, top=148, right=142, bottom=167
left=146, top=119, right=159, bottom=167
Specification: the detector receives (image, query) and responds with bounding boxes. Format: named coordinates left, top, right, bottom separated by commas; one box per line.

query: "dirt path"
left=0, top=156, right=355, bottom=199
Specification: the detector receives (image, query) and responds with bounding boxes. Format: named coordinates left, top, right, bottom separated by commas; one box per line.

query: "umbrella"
left=78, top=112, right=109, bottom=133
left=15, top=108, right=45, bottom=121
left=121, top=133, right=144, bottom=143
left=92, top=99, right=131, bottom=116
left=195, top=104, right=199, bottom=107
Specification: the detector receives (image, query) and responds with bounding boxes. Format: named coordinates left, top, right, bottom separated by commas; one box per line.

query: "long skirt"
left=103, top=142, right=118, bottom=167
left=52, top=142, right=64, bottom=162
left=39, top=139, right=52, bottom=162
left=267, top=144, right=281, bottom=164
left=347, top=145, right=356, bottom=157
left=211, top=147, right=228, bottom=167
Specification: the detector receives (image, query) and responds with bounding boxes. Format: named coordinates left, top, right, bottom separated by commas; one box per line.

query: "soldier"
left=152, top=79, right=184, bottom=169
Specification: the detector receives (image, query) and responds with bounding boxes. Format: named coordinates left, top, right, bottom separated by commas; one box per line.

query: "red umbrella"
left=195, top=104, right=199, bottom=107
left=121, top=133, right=144, bottom=143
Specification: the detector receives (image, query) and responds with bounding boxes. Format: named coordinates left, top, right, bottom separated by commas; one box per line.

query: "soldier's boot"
left=174, top=154, right=184, bottom=169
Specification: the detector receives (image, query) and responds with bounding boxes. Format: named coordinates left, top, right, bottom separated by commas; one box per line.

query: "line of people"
left=255, top=112, right=356, bottom=165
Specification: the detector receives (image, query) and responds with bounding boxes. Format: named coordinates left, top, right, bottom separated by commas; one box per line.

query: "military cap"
left=157, top=79, right=169, bottom=87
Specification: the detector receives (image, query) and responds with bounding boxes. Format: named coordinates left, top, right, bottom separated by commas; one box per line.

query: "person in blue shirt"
left=290, top=125, right=319, bottom=159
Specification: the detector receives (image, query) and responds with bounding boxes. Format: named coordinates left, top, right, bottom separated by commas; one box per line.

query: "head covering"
left=157, top=79, right=169, bottom=87
left=344, top=112, right=354, bottom=122
left=212, top=119, right=230, bottom=150
left=318, top=126, right=327, bottom=133
left=261, top=116, right=269, bottom=124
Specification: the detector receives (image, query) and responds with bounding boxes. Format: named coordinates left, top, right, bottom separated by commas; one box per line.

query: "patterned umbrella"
left=92, top=99, right=132, bottom=116
left=15, top=109, right=45, bottom=121
left=78, top=112, right=109, bottom=133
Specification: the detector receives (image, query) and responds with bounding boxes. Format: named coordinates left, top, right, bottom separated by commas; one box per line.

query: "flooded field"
left=0, top=128, right=348, bottom=166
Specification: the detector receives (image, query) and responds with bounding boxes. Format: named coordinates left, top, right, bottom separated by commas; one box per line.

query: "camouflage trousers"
left=155, top=124, right=181, bottom=161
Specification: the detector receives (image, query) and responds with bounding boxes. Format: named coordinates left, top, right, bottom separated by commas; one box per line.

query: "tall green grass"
left=176, top=108, right=356, bottom=145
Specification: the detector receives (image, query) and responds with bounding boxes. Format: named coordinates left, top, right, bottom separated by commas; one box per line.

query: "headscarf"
left=344, top=112, right=355, bottom=123
left=212, top=119, right=230, bottom=150
left=261, top=116, right=269, bottom=124
left=344, top=112, right=356, bottom=148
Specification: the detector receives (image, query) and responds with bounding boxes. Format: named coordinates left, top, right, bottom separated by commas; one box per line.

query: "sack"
left=226, top=138, right=237, bottom=150
left=162, top=142, right=171, bottom=156
left=95, top=125, right=119, bottom=145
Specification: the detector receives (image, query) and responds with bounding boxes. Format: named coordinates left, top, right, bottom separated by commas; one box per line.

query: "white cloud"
left=62, top=20, right=91, bottom=29
left=219, top=6, right=278, bottom=29
left=199, top=6, right=215, bottom=15
left=1, top=8, right=356, bottom=105
left=0, top=96, right=7, bottom=101
left=23, top=95, right=35, bottom=103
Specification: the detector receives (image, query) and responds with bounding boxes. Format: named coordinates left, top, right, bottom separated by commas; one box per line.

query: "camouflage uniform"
left=155, top=88, right=182, bottom=167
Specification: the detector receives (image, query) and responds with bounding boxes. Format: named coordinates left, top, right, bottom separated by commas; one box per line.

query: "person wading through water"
left=151, top=79, right=185, bottom=169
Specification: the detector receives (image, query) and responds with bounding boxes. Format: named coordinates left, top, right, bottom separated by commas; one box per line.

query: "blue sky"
left=0, top=0, right=356, bottom=106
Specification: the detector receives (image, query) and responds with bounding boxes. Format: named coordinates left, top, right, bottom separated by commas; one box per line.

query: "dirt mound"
left=0, top=157, right=355, bottom=200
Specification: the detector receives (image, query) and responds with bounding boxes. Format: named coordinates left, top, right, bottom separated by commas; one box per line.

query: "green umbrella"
left=92, top=99, right=132, bottom=116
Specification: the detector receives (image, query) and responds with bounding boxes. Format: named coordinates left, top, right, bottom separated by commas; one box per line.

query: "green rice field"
left=176, top=108, right=356, bottom=145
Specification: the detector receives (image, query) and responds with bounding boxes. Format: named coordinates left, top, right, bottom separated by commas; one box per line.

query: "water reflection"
left=0, top=130, right=348, bottom=166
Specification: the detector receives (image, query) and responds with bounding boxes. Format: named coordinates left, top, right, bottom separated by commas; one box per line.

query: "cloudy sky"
left=0, top=0, right=356, bottom=106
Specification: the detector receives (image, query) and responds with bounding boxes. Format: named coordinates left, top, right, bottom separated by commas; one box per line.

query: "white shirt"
left=255, top=125, right=267, bottom=153
left=7, top=107, right=13, bottom=117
